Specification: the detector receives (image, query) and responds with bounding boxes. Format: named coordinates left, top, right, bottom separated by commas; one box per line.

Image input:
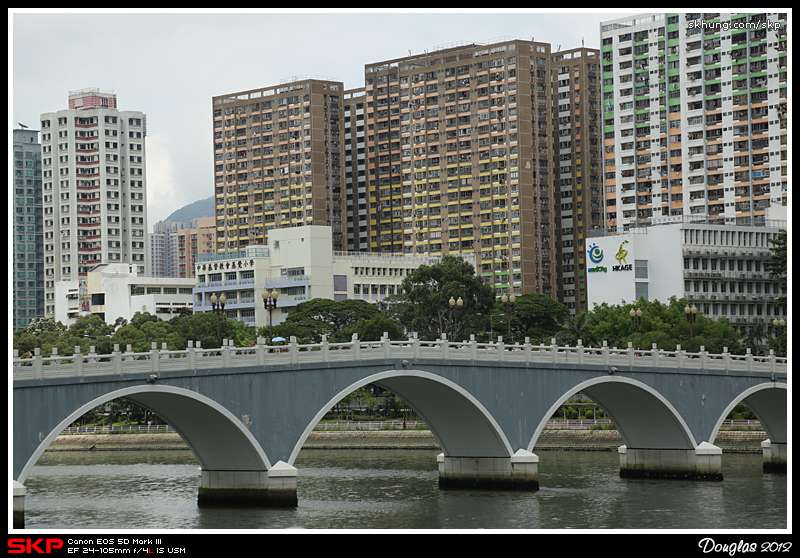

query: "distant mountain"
left=164, top=196, right=214, bottom=225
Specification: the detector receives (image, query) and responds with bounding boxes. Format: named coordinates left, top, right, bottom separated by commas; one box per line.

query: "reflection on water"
left=23, top=449, right=786, bottom=530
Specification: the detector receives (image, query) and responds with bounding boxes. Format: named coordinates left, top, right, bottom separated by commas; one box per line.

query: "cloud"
left=144, top=133, right=181, bottom=225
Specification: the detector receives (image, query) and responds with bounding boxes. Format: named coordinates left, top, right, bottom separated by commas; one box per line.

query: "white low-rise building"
left=586, top=220, right=786, bottom=332
left=193, top=226, right=474, bottom=328
left=54, top=263, right=196, bottom=326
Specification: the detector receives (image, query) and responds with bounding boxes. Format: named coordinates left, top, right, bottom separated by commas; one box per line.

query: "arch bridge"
left=12, top=334, right=787, bottom=527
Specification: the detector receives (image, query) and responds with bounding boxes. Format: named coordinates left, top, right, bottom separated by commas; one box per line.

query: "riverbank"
left=45, top=429, right=769, bottom=453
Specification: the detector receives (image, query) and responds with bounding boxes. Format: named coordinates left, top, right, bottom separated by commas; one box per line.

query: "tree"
left=172, top=311, right=236, bottom=348
left=260, top=321, right=314, bottom=344
left=504, top=294, right=569, bottom=344
left=356, top=315, right=405, bottom=342
left=22, top=316, right=66, bottom=336
left=67, top=314, right=113, bottom=342
left=554, top=309, right=594, bottom=346
left=586, top=296, right=742, bottom=353
left=764, top=229, right=787, bottom=309
left=284, top=298, right=381, bottom=342
left=399, top=255, right=494, bottom=341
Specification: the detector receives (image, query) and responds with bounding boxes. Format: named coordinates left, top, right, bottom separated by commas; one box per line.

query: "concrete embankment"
left=45, top=429, right=769, bottom=453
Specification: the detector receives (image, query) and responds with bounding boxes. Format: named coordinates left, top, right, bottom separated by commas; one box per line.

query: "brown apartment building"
left=176, top=216, right=215, bottom=278
left=212, top=78, right=346, bottom=254
left=361, top=39, right=556, bottom=298
left=551, top=47, right=603, bottom=314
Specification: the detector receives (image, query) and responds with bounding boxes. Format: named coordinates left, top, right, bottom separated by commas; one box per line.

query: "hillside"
left=164, top=196, right=214, bottom=224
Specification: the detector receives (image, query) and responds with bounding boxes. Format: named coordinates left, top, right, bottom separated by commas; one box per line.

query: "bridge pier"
left=618, top=442, right=723, bottom=481
left=437, top=449, right=539, bottom=490
left=761, top=440, right=787, bottom=472
left=13, top=480, right=25, bottom=529
left=196, top=462, right=298, bottom=508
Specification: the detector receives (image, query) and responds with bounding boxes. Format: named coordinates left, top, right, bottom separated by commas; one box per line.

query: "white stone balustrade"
left=12, top=334, right=788, bottom=381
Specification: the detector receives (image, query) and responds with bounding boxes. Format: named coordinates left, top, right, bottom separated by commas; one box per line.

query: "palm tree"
left=556, top=311, right=596, bottom=346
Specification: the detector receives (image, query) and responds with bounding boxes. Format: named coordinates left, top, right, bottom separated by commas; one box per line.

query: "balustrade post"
left=33, top=348, right=42, bottom=380
left=412, top=332, right=419, bottom=360
left=74, top=346, right=83, bottom=376
left=602, top=341, right=609, bottom=366
left=321, top=335, right=329, bottom=362
left=524, top=337, right=531, bottom=363
left=188, top=340, right=197, bottom=369
left=113, top=344, right=122, bottom=374
left=722, top=347, right=730, bottom=371
left=550, top=338, right=557, bottom=363
left=352, top=333, right=360, bottom=361
left=289, top=336, right=298, bottom=365
left=577, top=339, right=584, bottom=365
left=652, top=343, right=659, bottom=368
left=746, top=348, right=753, bottom=372
left=383, top=332, right=391, bottom=359
left=699, top=346, right=707, bottom=368
left=676, top=344, right=684, bottom=368
left=441, top=333, right=449, bottom=359
left=151, top=342, right=160, bottom=373
left=768, top=349, right=776, bottom=374
left=497, top=336, right=504, bottom=361
left=627, top=342, right=635, bottom=366
left=470, top=334, right=477, bottom=360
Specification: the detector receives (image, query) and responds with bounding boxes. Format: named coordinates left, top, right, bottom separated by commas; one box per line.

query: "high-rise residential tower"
left=599, top=12, right=788, bottom=232
left=176, top=216, right=216, bottom=278
left=551, top=47, right=603, bottom=314
left=148, top=220, right=188, bottom=277
left=13, top=127, right=45, bottom=330
left=362, top=39, right=555, bottom=298
left=40, top=88, right=149, bottom=316
left=343, top=87, right=369, bottom=252
left=212, top=78, right=346, bottom=253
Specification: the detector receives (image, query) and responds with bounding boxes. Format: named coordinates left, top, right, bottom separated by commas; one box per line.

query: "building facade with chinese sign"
left=192, top=225, right=474, bottom=329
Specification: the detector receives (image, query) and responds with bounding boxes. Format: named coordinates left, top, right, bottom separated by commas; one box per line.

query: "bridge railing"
left=12, top=333, right=787, bottom=381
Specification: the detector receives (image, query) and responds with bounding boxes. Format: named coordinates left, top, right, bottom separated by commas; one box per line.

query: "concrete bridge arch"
left=532, top=376, right=698, bottom=454
left=289, top=370, right=514, bottom=466
left=16, top=385, right=271, bottom=486
left=709, top=383, right=787, bottom=471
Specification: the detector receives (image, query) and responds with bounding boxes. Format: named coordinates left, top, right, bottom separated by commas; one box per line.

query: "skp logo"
left=8, top=539, right=64, bottom=554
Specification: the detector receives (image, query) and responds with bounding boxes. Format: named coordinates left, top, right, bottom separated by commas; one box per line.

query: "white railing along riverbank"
left=57, top=419, right=763, bottom=436
left=13, top=333, right=787, bottom=381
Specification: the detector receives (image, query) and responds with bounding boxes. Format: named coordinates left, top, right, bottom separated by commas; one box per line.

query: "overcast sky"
left=11, top=9, right=637, bottom=226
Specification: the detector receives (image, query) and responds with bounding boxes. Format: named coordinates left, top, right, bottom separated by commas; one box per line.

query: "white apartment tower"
left=600, top=13, right=787, bottom=232
left=40, top=89, right=149, bottom=316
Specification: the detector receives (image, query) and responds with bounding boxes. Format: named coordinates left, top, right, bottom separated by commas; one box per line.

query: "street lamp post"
left=630, top=307, right=642, bottom=351
left=262, top=289, right=279, bottom=343
left=501, top=293, right=516, bottom=341
left=684, top=304, right=697, bottom=352
left=209, top=293, right=226, bottom=347
left=448, top=296, right=463, bottom=341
